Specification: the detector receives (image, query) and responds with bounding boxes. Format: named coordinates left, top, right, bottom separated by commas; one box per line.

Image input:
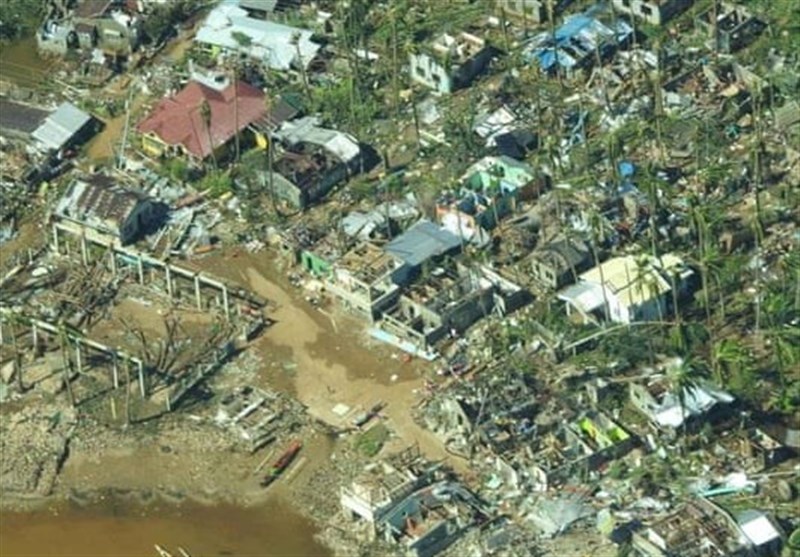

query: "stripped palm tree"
left=199, top=99, right=217, bottom=170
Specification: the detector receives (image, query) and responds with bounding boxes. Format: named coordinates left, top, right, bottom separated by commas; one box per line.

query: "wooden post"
left=137, top=256, right=144, bottom=284
left=31, top=323, right=38, bottom=356
left=109, top=250, right=117, bottom=275
left=52, top=225, right=60, bottom=254
left=112, top=354, right=120, bottom=389
left=138, top=360, right=146, bottom=398
left=165, top=265, right=173, bottom=298
left=80, top=233, right=88, bottom=266
left=194, top=275, right=202, bottom=310
left=125, top=359, right=132, bottom=426
left=74, top=343, right=83, bottom=374
left=222, top=285, right=230, bottom=321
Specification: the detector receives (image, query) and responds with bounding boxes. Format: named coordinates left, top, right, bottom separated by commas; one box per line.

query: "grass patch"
left=354, top=423, right=389, bottom=457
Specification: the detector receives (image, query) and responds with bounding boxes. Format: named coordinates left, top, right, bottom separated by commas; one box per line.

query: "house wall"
left=120, top=199, right=161, bottom=245
left=408, top=520, right=458, bottom=557
left=450, top=47, right=495, bottom=91
left=37, top=30, right=72, bottom=55
left=442, top=288, right=495, bottom=337
left=503, top=0, right=547, bottom=23
left=612, top=0, right=693, bottom=25
left=305, top=161, right=349, bottom=206
left=326, top=271, right=400, bottom=321
left=409, top=52, right=453, bottom=94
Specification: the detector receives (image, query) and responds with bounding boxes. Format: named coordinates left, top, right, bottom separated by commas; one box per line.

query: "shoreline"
left=1, top=251, right=446, bottom=556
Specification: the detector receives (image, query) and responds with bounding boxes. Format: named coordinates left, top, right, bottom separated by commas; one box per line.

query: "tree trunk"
left=60, top=335, right=75, bottom=408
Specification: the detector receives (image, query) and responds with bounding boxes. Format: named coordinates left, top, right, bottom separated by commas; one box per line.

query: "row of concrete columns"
left=0, top=313, right=148, bottom=399
left=53, top=224, right=232, bottom=321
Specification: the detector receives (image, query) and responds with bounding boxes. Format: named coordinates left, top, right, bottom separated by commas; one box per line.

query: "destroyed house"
left=611, top=0, right=694, bottom=26
left=195, top=2, right=320, bottom=70
left=271, top=116, right=373, bottom=209
left=340, top=461, right=426, bottom=525
left=378, top=269, right=495, bottom=349
left=501, top=0, right=575, bottom=24
left=137, top=79, right=267, bottom=161
left=72, top=0, right=141, bottom=55
left=377, top=265, right=529, bottom=353
left=696, top=3, right=766, bottom=53
left=629, top=374, right=735, bottom=432
left=529, top=411, right=634, bottom=490
left=529, top=237, right=593, bottom=290
left=714, top=428, right=795, bottom=473
left=378, top=481, right=488, bottom=557
left=524, top=7, right=633, bottom=76
left=326, top=243, right=403, bottom=320
left=54, top=175, right=165, bottom=245
left=423, top=370, right=537, bottom=454
left=409, top=32, right=497, bottom=94
left=557, top=253, right=694, bottom=324
left=631, top=499, right=751, bottom=557
left=437, top=156, right=539, bottom=245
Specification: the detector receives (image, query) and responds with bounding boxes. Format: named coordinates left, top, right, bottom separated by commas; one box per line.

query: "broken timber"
left=51, top=222, right=267, bottom=321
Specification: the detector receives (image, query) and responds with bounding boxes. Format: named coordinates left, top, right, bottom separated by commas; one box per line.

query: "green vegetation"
left=200, top=170, right=233, bottom=198
left=0, top=0, right=45, bottom=41
left=354, top=424, right=389, bottom=457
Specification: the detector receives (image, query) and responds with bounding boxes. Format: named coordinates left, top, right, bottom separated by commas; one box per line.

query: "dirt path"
left=241, top=265, right=453, bottom=465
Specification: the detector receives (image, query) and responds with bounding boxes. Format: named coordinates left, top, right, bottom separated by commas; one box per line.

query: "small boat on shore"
left=260, top=440, right=302, bottom=488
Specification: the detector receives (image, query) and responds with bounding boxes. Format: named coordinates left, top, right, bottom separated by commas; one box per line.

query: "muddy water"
left=0, top=36, right=54, bottom=88
left=0, top=500, right=331, bottom=557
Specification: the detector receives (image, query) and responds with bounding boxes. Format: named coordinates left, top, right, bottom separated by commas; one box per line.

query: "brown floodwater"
left=0, top=500, right=331, bottom=557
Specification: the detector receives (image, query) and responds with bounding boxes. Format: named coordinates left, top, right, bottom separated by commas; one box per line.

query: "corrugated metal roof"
left=195, top=3, right=320, bottom=70
left=32, top=102, right=92, bottom=151
left=55, top=176, right=147, bottom=236
left=384, top=220, right=460, bottom=268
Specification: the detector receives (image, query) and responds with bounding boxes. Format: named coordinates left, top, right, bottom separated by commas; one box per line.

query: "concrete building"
left=437, top=156, right=540, bottom=246
left=340, top=461, right=425, bottom=526
left=611, top=0, right=694, bottom=26
left=195, top=2, right=320, bottom=70
left=325, top=243, right=404, bottom=321
left=695, top=2, right=766, bottom=53
left=529, top=237, right=594, bottom=290
left=557, top=253, right=694, bottom=324
left=54, top=174, right=166, bottom=246
left=632, top=499, right=762, bottom=557
left=409, top=32, right=496, bottom=94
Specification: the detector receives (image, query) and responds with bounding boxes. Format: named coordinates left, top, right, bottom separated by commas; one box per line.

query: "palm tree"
left=667, top=355, right=706, bottom=443
left=588, top=210, right=611, bottom=323
left=290, top=32, right=312, bottom=106
left=199, top=99, right=217, bottom=170
left=711, top=338, right=751, bottom=386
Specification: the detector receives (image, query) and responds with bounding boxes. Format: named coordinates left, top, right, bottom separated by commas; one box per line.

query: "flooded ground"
left=0, top=500, right=330, bottom=557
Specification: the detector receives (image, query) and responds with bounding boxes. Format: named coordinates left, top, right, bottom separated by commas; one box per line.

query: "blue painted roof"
left=384, top=220, right=461, bottom=268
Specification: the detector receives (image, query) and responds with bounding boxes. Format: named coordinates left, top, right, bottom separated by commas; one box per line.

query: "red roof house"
left=137, top=80, right=267, bottom=160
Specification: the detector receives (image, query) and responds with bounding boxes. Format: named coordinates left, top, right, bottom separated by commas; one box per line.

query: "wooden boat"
left=260, top=440, right=302, bottom=487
